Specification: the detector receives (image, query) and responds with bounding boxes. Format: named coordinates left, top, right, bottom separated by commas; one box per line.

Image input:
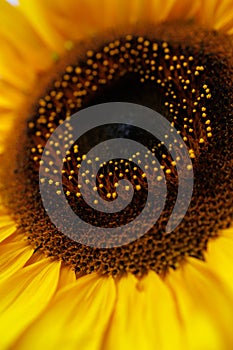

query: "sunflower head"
left=0, top=1, right=233, bottom=350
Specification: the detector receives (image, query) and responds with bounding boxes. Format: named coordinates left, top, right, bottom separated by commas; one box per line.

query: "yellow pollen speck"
left=75, top=67, right=82, bottom=74
left=86, top=50, right=94, bottom=57
left=66, top=65, right=73, bottom=73
left=126, top=34, right=133, bottom=41
left=152, top=43, right=158, bottom=51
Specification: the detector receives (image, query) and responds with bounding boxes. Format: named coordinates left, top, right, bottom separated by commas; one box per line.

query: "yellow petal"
left=196, top=0, right=233, bottom=33
left=0, top=221, right=16, bottom=242
left=18, top=0, right=201, bottom=47
left=104, top=272, right=183, bottom=350
left=0, top=258, right=61, bottom=349
left=18, top=0, right=66, bottom=51
left=0, top=85, right=23, bottom=112
left=205, top=230, right=233, bottom=294
left=0, top=238, right=33, bottom=281
left=19, top=0, right=121, bottom=48
left=56, top=264, right=76, bottom=292
left=0, top=112, right=16, bottom=154
left=143, top=0, right=200, bottom=23
left=166, top=257, right=233, bottom=350
left=0, top=0, right=53, bottom=73
left=0, top=38, right=34, bottom=91
left=14, top=273, right=116, bottom=350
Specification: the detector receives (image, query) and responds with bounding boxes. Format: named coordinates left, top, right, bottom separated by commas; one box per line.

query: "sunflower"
left=0, top=0, right=233, bottom=349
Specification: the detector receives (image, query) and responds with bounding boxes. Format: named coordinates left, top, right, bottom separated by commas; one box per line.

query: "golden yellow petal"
left=13, top=274, right=116, bottom=350
left=0, top=239, right=34, bottom=281
left=0, top=217, right=16, bottom=242
left=19, top=0, right=128, bottom=48
left=104, top=272, right=183, bottom=350
left=197, top=0, right=233, bottom=33
left=144, top=0, right=200, bottom=23
left=0, top=0, right=53, bottom=71
left=0, top=83, right=24, bottom=111
left=166, top=256, right=233, bottom=350
left=55, top=264, right=76, bottom=292
left=18, top=0, right=201, bottom=49
left=18, top=0, right=67, bottom=51
left=205, top=229, right=233, bottom=294
left=0, top=258, right=61, bottom=349
left=0, top=111, right=20, bottom=155
left=0, top=41, right=35, bottom=93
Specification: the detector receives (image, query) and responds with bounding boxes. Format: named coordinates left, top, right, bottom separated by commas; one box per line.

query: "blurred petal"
left=14, top=274, right=116, bottom=350
left=205, top=230, right=233, bottom=294
left=0, top=258, right=61, bottom=349
left=0, top=237, right=34, bottom=280
left=197, top=0, right=233, bottom=33
left=104, top=272, right=183, bottom=350
left=166, top=255, right=233, bottom=350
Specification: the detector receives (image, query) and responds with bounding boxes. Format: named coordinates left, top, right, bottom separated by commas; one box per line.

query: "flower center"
left=5, top=22, right=233, bottom=277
